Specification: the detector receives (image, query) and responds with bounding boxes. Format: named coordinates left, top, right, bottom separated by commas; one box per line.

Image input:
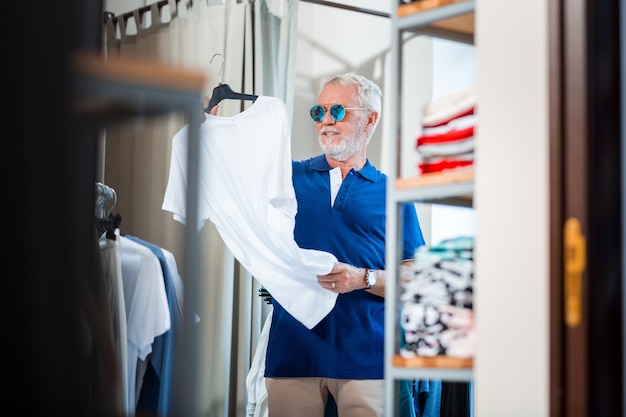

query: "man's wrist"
left=364, top=268, right=377, bottom=289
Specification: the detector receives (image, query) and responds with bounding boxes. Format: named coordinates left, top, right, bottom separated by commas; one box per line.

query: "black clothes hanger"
left=97, top=213, right=122, bottom=240
left=258, top=287, right=273, bottom=305
left=205, top=53, right=257, bottom=112
left=207, top=84, right=258, bottom=111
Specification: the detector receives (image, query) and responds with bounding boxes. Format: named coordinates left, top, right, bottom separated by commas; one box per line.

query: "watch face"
left=367, top=269, right=377, bottom=287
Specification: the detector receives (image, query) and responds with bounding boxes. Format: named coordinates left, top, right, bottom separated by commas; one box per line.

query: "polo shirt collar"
left=310, top=154, right=377, bottom=182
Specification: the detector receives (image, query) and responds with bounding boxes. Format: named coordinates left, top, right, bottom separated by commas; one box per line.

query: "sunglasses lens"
left=330, top=104, right=346, bottom=121
left=310, top=105, right=325, bottom=122
left=310, top=104, right=348, bottom=122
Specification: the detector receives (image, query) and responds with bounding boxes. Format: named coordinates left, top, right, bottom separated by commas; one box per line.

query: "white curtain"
left=102, top=1, right=298, bottom=415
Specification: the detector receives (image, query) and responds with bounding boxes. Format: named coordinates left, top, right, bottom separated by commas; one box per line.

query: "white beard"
left=318, top=120, right=366, bottom=161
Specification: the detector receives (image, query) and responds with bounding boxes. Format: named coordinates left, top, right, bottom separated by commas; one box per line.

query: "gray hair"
left=322, top=73, right=382, bottom=142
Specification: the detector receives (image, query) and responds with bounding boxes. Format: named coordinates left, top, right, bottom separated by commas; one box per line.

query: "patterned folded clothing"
left=400, top=236, right=475, bottom=358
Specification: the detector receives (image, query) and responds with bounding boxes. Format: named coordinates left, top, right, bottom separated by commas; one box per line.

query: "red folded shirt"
left=418, top=158, right=474, bottom=174
left=416, top=125, right=475, bottom=147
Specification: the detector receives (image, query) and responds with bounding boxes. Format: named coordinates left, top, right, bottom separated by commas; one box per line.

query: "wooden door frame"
left=550, top=0, right=624, bottom=416
left=548, top=0, right=566, bottom=413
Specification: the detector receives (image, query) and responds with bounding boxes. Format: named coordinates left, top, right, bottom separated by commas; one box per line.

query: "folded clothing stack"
left=400, top=236, right=475, bottom=358
left=416, top=87, right=477, bottom=175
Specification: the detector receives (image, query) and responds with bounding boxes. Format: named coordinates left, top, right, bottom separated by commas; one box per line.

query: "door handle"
left=564, top=217, right=586, bottom=328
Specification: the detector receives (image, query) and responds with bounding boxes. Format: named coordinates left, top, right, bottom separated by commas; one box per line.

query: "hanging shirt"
left=245, top=311, right=273, bottom=417
left=162, top=95, right=338, bottom=329
left=119, top=235, right=171, bottom=413
left=99, top=229, right=128, bottom=414
left=126, top=235, right=184, bottom=417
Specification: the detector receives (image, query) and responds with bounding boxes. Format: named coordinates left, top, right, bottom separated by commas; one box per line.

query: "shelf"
left=396, top=167, right=474, bottom=188
left=393, top=354, right=473, bottom=369
left=71, top=52, right=207, bottom=126
left=396, top=0, right=475, bottom=44
left=389, top=356, right=473, bottom=381
left=390, top=355, right=473, bottom=381
left=386, top=1, right=477, bottom=412
left=392, top=169, right=474, bottom=206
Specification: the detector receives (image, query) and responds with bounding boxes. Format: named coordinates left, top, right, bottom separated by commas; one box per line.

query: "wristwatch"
left=365, top=268, right=377, bottom=289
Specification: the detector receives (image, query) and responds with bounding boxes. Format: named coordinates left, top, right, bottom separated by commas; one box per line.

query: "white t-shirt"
left=162, top=95, right=338, bottom=329
left=99, top=230, right=128, bottom=414
left=119, top=235, right=171, bottom=411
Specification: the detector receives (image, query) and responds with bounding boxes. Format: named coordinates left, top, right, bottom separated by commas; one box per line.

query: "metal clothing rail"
left=103, top=0, right=198, bottom=24
left=104, top=0, right=390, bottom=25
left=103, top=0, right=175, bottom=24
left=300, top=0, right=390, bottom=18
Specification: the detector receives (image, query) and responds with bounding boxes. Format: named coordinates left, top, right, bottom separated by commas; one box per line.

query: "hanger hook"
left=106, top=188, right=117, bottom=218
left=210, top=53, right=224, bottom=85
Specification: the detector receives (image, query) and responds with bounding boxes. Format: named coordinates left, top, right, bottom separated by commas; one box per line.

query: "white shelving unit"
left=384, top=1, right=476, bottom=415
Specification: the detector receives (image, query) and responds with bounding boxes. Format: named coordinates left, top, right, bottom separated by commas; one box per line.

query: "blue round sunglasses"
left=309, top=104, right=368, bottom=122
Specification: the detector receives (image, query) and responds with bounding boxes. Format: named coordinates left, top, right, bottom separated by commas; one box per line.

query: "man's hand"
left=317, top=262, right=374, bottom=294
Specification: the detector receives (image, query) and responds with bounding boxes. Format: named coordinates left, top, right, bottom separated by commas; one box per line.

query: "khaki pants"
left=265, top=377, right=385, bottom=417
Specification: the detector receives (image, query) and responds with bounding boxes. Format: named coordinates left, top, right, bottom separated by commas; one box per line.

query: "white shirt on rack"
left=119, top=235, right=171, bottom=413
left=162, top=95, right=338, bottom=329
left=99, top=230, right=128, bottom=414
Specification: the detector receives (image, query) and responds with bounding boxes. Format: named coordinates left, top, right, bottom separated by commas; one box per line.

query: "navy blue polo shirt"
left=264, top=155, right=425, bottom=379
